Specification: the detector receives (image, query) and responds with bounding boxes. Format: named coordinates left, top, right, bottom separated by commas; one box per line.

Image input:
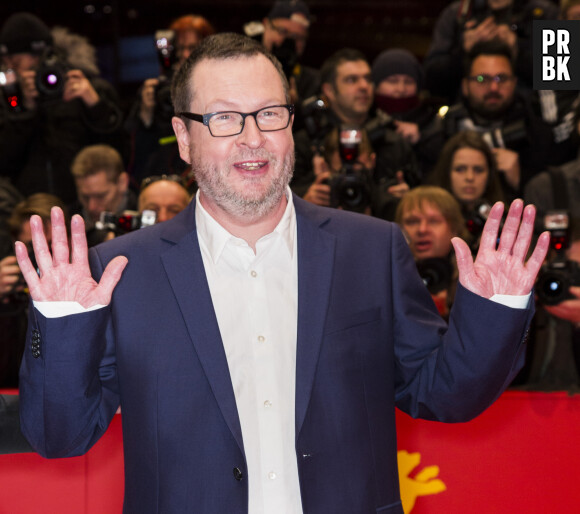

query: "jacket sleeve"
left=18, top=250, right=120, bottom=458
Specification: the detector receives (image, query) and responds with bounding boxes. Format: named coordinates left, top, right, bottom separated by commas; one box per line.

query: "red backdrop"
left=1, top=391, right=579, bottom=513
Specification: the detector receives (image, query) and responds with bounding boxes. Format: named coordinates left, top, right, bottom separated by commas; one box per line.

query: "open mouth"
left=234, top=161, right=267, bottom=172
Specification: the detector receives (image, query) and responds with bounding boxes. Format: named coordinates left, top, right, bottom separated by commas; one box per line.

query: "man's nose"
left=418, top=220, right=429, bottom=232
left=237, top=115, right=266, bottom=148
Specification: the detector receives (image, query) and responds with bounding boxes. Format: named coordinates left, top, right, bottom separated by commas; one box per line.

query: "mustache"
left=484, top=92, right=503, bottom=101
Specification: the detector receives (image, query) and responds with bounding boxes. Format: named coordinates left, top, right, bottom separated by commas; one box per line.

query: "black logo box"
left=533, top=20, right=580, bottom=90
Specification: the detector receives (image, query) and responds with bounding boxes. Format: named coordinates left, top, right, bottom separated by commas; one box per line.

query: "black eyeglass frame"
left=466, top=73, right=515, bottom=86
left=178, top=104, right=295, bottom=137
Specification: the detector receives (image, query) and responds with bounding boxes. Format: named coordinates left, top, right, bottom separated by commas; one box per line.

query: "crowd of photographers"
left=1, top=0, right=580, bottom=390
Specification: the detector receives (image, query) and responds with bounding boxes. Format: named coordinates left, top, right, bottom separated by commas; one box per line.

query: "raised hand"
left=14, top=207, right=127, bottom=308
left=451, top=199, right=550, bottom=298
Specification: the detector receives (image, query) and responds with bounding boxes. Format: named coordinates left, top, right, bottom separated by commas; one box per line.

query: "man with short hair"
left=17, top=33, right=549, bottom=514
left=292, top=48, right=419, bottom=219
left=441, top=39, right=553, bottom=196
left=138, top=175, right=191, bottom=223
left=70, top=144, right=136, bottom=245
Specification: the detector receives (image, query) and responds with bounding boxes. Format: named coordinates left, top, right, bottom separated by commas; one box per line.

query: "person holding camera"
left=292, top=48, right=419, bottom=220
left=423, top=0, right=558, bottom=103
left=69, top=144, right=136, bottom=246
left=124, top=15, right=215, bottom=184
left=395, top=186, right=469, bottom=319
left=0, top=12, right=127, bottom=206
left=438, top=39, right=554, bottom=199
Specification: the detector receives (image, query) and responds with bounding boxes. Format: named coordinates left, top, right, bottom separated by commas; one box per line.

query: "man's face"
left=1, top=52, right=39, bottom=75
left=376, top=74, right=418, bottom=99
left=172, top=55, right=294, bottom=222
left=138, top=180, right=190, bottom=223
left=462, top=55, right=516, bottom=120
left=75, top=170, right=128, bottom=222
left=449, top=147, right=489, bottom=208
left=262, top=17, right=309, bottom=56
left=324, top=60, right=374, bottom=125
left=175, top=30, right=200, bottom=67
left=401, top=201, right=455, bottom=260
left=565, top=4, right=580, bottom=20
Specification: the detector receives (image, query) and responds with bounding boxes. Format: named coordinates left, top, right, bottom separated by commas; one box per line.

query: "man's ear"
left=118, top=171, right=129, bottom=193
left=172, top=116, right=192, bottom=164
left=321, top=82, right=335, bottom=104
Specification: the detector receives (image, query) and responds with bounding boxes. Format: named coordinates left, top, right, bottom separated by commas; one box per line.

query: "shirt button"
left=250, top=270, right=257, bottom=277
left=257, top=335, right=265, bottom=343
left=268, top=471, right=277, bottom=480
left=263, top=400, right=272, bottom=409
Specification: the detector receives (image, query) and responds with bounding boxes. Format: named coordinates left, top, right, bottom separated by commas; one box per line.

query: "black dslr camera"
left=153, top=30, right=177, bottom=122
left=536, top=211, right=580, bottom=305
left=34, top=49, right=69, bottom=102
left=416, top=257, right=454, bottom=295
left=96, top=210, right=157, bottom=235
left=328, top=128, right=373, bottom=213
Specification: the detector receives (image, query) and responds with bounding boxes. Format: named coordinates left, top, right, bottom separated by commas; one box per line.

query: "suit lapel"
left=293, top=198, right=336, bottom=437
left=160, top=201, right=245, bottom=454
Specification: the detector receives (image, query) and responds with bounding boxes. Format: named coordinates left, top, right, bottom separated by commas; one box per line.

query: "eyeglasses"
left=140, top=174, right=187, bottom=191
left=467, top=74, right=515, bottom=86
left=179, top=104, right=294, bottom=137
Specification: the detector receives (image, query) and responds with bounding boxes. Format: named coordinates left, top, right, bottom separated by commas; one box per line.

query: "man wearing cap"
left=0, top=12, right=126, bottom=205
left=245, top=0, right=320, bottom=108
left=372, top=48, right=445, bottom=177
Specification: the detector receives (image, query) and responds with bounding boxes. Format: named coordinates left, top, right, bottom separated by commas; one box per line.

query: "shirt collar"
left=195, top=187, right=296, bottom=264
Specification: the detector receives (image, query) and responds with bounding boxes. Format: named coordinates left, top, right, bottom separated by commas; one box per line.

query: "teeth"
left=237, top=161, right=265, bottom=171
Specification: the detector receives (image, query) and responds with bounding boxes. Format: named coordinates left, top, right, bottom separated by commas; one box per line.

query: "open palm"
left=452, top=200, right=550, bottom=299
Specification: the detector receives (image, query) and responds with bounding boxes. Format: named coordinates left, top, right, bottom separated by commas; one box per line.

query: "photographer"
left=291, top=48, right=419, bottom=220
left=395, top=186, right=469, bottom=319
left=438, top=39, right=554, bottom=198
left=423, top=0, right=558, bottom=102
left=0, top=13, right=126, bottom=205
left=124, top=15, right=215, bottom=183
left=69, top=144, right=136, bottom=246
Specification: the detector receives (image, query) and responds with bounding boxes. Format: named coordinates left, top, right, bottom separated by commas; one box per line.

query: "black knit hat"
left=268, top=0, right=311, bottom=26
left=371, top=49, right=423, bottom=90
left=0, top=12, right=53, bottom=56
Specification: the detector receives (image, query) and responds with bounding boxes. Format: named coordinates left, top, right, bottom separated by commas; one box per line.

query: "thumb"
left=97, top=255, right=128, bottom=303
left=396, top=170, right=405, bottom=184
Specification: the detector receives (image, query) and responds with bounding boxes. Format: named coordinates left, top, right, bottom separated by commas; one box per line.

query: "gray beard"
left=191, top=149, right=295, bottom=222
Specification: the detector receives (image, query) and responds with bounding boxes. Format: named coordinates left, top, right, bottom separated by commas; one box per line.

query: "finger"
left=477, top=201, right=505, bottom=254
left=511, top=204, right=536, bottom=260
left=396, top=170, right=404, bottom=184
left=96, top=256, right=128, bottom=304
left=451, top=236, right=474, bottom=281
left=70, top=215, right=89, bottom=266
left=29, top=214, right=52, bottom=275
left=524, top=231, right=551, bottom=280
left=14, top=241, right=41, bottom=294
left=496, top=199, right=524, bottom=254
left=568, top=286, right=580, bottom=300
left=51, top=207, right=70, bottom=265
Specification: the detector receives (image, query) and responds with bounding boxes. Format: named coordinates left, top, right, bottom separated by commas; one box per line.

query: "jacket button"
left=233, top=467, right=243, bottom=481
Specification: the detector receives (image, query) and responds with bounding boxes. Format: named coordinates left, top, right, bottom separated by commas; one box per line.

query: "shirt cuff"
left=489, top=293, right=530, bottom=310
left=33, top=300, right=106, bottom=318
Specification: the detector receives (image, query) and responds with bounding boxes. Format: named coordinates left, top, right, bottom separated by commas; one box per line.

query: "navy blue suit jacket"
left=19, top=196, right=532, bottom=513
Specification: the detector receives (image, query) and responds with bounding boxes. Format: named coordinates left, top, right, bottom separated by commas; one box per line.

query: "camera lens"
left=537, top=270, right=569, bottom=305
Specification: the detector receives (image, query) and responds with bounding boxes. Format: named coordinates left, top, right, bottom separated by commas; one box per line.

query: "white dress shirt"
left=195, top=189, right=303, bottom=514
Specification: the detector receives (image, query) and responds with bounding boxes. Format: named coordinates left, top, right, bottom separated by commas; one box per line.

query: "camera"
left=301, top=95, right=332, bottom=151
left=416, top=257, right=454, bottom=295
left=536, top=211, right=580, bottom=305
left=153, top=30, right=177, bottom=122
left=328, top=128, right=373, bottom=213
left=34, top=49, right=69, bottom=102
left=96, top=210, right=157, bottom=235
